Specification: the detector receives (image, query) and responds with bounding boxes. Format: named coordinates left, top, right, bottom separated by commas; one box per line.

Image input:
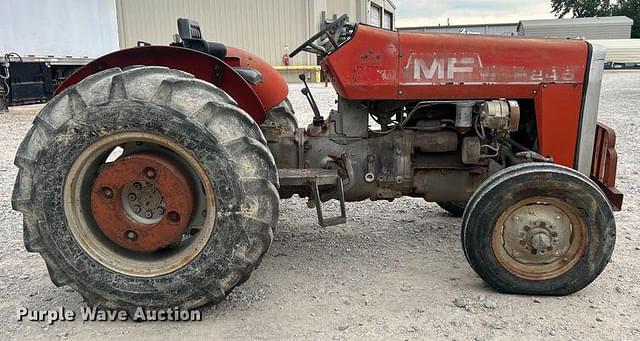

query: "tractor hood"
left=321, top=24, right=590, bottom=101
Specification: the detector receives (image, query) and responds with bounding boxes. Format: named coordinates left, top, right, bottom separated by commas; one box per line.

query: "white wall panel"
left=0, top=0, right=119, bottom=57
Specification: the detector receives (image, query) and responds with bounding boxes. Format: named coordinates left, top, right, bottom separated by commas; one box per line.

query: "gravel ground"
left=0, top=71, right=638, bottom=340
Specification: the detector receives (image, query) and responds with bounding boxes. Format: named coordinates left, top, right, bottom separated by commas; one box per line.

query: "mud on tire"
left=263, top=98, right=297, bottom=133
left=12, top=66, right=279, bottom=311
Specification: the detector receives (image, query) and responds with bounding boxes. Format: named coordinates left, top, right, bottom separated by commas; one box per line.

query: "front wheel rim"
left=492, top=197, right=588, bottom=281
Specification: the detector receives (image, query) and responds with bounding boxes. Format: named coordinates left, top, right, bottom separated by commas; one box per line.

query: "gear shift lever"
left=299, top=74, right=324, bottom=126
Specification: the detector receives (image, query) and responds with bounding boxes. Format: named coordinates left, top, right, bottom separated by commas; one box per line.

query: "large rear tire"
left=12, top=66, right=279, bottom=311
left=263, top=98, right=297, bottom=133
left=462, top=163, right=615, bottom=295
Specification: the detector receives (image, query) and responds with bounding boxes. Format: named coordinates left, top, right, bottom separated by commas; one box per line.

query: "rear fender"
left=224, top=47, right=289, bottom=112
left=56, top=46, right=284, bottom=123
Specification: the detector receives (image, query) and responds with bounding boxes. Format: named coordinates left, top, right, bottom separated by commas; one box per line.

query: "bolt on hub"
left=90, top=153, right=195, bottom=253
left=493, top=197, right=588, bottom=280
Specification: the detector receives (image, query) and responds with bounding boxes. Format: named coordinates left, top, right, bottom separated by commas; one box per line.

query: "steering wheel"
left=290, top=14, right=352, bottom=58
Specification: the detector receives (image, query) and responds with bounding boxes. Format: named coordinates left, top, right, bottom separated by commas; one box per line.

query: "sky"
left=394, top=0, right=556, bottom=27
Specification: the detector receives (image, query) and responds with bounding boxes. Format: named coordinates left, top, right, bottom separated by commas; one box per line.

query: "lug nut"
left=134, top=182, right=142, bottom=190
left=145, top=168, right=156, bottom=179
left=128, top=193, right=137, bottom=201
left=144, top=210, right=153, bottom=219
left=157, top=207, right=165, bottom=215
left=125, top=230, right=138, bottom=241
left=133, top=205, right=141, bottom=213
left=102, top=187, right=113, bottom=199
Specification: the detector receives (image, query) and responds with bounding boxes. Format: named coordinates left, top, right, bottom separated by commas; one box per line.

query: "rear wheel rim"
left=64, top=132, right=216, bottom=277
left=90, top=152, right=197, bottom=253
left=492, top=197, right=588, bottom=280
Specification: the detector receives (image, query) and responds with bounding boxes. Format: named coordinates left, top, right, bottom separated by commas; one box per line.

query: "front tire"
left=12, top=66, right=279, bottom=311
left=462, top=163, right=615, bottom=295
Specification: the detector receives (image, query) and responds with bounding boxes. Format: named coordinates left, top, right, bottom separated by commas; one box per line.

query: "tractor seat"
left=177, top=18, right=227, bottom=59
left=176, top=18, right=262, bottom=85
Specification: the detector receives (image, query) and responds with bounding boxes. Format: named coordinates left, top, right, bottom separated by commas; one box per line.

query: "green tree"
left=613, top=0, right=640, bottom=38
left=551, top=0, right=613, bottom=17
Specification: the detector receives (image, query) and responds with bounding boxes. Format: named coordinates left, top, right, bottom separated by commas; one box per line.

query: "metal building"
left=518, top=16, right=633, bottom=39
left=115, top=0, right=396, bottom=80
left=398, top=23, right=518, bottom=36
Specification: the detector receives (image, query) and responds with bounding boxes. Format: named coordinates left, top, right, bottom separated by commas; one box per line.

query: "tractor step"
left=278, top=169, right=347, bottom=227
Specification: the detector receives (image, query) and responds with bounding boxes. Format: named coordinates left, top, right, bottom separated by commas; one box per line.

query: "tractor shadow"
left=203, top=196, right=493, bottom=316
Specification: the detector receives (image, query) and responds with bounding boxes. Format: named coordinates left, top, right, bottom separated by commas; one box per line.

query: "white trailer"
left=0, top=0, right=119, bottom=109
left=590, top=39, right=640, bottom=68
left=0, top=0, right=119, bottom=58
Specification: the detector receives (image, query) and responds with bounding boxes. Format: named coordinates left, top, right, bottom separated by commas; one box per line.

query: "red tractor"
left=13, top=16, right=622, bottom=312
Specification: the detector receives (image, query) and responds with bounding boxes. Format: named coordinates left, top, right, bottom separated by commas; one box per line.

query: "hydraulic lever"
left=299, top=73, right=324, bottom=126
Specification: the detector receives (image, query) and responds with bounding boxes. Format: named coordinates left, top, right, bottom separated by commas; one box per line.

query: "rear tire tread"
left=13, top=66, right=279, bottom=310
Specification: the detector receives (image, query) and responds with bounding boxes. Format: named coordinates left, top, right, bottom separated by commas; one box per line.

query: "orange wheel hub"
left=90, top=153, right=194, bottom=252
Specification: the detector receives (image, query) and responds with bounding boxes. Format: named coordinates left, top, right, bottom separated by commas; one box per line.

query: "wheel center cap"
left=529, top=231, right=552, bottom=250
left=139, top=185, right=162, bottom=209
left=90, top=153, right=194, bottom=253
left=502, top=203, right=574, bottom=265
left=121, top=181, right=165, bottom=224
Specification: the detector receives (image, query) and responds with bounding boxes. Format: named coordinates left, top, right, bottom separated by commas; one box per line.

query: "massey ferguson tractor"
left=13, top=16, right=623, bottom=312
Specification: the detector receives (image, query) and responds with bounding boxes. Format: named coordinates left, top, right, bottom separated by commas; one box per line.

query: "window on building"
left=370, top=3, right=382, bottom=27
left=383, top=10, right=393, bottom=30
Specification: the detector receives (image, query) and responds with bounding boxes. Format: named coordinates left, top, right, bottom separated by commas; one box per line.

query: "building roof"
left=398, top=22, right=518, bottom=30
left=386, top=0, right=396, bottom=10
left=518, top=16, right=633, bottom=30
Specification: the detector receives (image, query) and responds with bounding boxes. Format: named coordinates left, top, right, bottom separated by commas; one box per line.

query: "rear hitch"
left=279, top=168, right=347, bottom=227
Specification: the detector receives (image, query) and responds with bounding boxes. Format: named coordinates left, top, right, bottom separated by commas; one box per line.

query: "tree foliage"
left=614, top=0, right=640, bottom=38
left=551, top=0, right=612, bottom=17
left=551, top=0, right=639, bottom=38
